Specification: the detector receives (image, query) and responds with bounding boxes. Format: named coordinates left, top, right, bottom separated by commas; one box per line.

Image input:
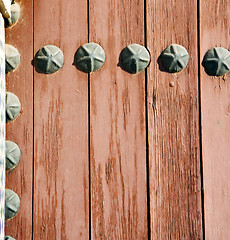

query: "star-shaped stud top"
left=35, top=45, right=64, bottom=74
left=6, top=141, right=21, bottom=171
left=75, top=42, right=105, bottom=73
left=5, top=189, right=20, bottom=221
left=202, top=47, right=230, bottom=76
left=5, top=44, right=20, bottom=74
left=120, top=44, right=150, bottom=74
left=6, top=92, right=21, bottom=123
left=160, top=44, right=189, bottom=73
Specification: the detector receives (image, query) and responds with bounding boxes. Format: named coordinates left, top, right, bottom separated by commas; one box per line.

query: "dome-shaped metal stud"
left=5, top=189, right=20, bottom=221
left=5, top=2, right=20, bottom=28
left=6, top=92, right=21, bottom=123
left=35, top=45, right=64, bottom=74
left=5, top=44, right=20, bottom=74
left=120, top=44, right=150, bottom=74
left=160, top=44, right=189, bottom=73
left=6, top=140, right=21, bottom=171
left=5, top=236, right=15, bottom=240
left=202, top=47, right=230, bottom=76
left=75, top=42, right=105, bottom=73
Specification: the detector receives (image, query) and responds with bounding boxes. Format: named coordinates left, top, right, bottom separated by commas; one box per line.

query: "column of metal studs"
left=4, top=1, right=21, bottom=240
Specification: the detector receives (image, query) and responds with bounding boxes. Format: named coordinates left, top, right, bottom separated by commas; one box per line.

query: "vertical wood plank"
left=147, top=0, right=203, bottom=239
left=33, top=0, right=89, bottom=239
left=200, top=1, right=230, bottom=239
left=89, top=0, right=148, bottom=239
left=5, top=0, right=33, bottom=238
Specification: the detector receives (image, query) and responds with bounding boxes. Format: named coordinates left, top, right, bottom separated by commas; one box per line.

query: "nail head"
left=120, top=43, right=150, bottom=74
left=5, top=189, right=20, bottom=221
left=5, top=44, right=20, bottom=74
left=202, top=47, right=230, bottom=76
left=35, top=45, right=64, bottom=74
left=75, top=42, right=105, bottom=73
left=6, top=140, right=21, bottom=171
left=161, top=44, right=189, bottom=73
left=6, top=92, right=21, bottom=123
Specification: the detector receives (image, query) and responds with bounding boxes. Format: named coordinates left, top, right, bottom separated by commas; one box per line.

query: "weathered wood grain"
left=89, top=0, right=148, bottom=239
left=5, top=0, right=33, bottom=239
left=33, top=0, right=89, bottom=239
left=146, top=0, right=203, bottom=239
left=200, top=0, right=230, bottom=239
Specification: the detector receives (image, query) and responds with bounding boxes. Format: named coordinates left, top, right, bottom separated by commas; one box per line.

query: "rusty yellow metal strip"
left=0, top=0, right=10, bottom=18
left=0, top=13, right=5, bottom=239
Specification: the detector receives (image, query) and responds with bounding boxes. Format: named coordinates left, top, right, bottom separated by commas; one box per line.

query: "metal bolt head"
left=202, top=47, right=230, bottom=76
left=160, top=44, right=189, bottom=73
left=6, top=92, right=21, bottom=123
left=6, top=140, right=21, bottom=171
left=5, top=189, right=20, bottom=221
left=35, top=45, right=64, bottom=74
left=120, top=44, right=150, bottom=74
left=75, top=42, right=105, bottom=73
left=5, top=236, right=15, bottom=240
left=5, top=44, right=20, bottom=74
left=5, top=2, right=20, bottom=28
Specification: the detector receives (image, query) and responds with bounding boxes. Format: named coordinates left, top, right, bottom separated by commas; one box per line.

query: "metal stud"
left=6, top=140, right=21, bottom=171
left=75, top=42, right=105, bottom=73
left=5, top=2, right=20, bottom=28
left=202, top=47, right=230, bottom=76
left=120, top=44, right=150, bottom=74
left=160, top=44, right=189, bottom=73
left=6, top=92, right=21, bottom=123
left=35, top=45, right=64, bottom=74
left=5, top=44, right=20, bottom=74
left=5, top=236, right=15, bottom=240
left=5, top=189, right=20, bottom=221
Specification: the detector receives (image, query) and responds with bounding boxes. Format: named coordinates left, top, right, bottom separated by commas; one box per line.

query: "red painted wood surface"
left=200, top=0, right=230, bottom=239
left=89, top=0, right=148, bottom=239
left=4, top=0, right=230, bottom=239
left=33, top=0, right=89, bottom=239
left=146, top=0, right=203, bottom=239
left=5, top=0, right=33, bottom=239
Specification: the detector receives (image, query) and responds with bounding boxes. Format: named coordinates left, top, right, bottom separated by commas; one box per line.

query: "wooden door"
left=4, top=0, right=230, bottom=239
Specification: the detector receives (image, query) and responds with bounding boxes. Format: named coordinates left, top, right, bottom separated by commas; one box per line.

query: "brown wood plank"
left=200, top=0, right=230, bottom=239
left=33, top=0, right=88, bottom=239
left=146, top=0, right=203, bottom=239
left=5, top=0, right=33, bottom=239
left=89, top=0, right=148, bottom=239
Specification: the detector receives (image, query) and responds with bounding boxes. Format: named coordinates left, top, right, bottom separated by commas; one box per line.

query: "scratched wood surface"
left=89, top=0, right=148, bottom=239
left=200, top=0, right=230, bottom=239
left=146, top=0, right=203, bottom=239
left=5, top=0, right=33, bottom=239
left=33, top=0, right=89, bottom=239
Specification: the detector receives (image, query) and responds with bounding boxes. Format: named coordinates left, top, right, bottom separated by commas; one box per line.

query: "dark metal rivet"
left=5, top=236, right=15, bottom=240
left=160, top=44, right=189, bottom=73
left=5, top=189, right=20, bottom=221
left=5, top=2, right=20, bottom=28
left=75, top=42, right=105, bottom=73
left=6, top=92, right=21, bottom=123
left=120, top=44, right=150, bottom=74
left=5, top=44, right=20, bottom=74
left=202, top=47, right=230, bottom=76
left=6, top=140, right=21, bottom=171
left=35, top=45, right=64, bottom=74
